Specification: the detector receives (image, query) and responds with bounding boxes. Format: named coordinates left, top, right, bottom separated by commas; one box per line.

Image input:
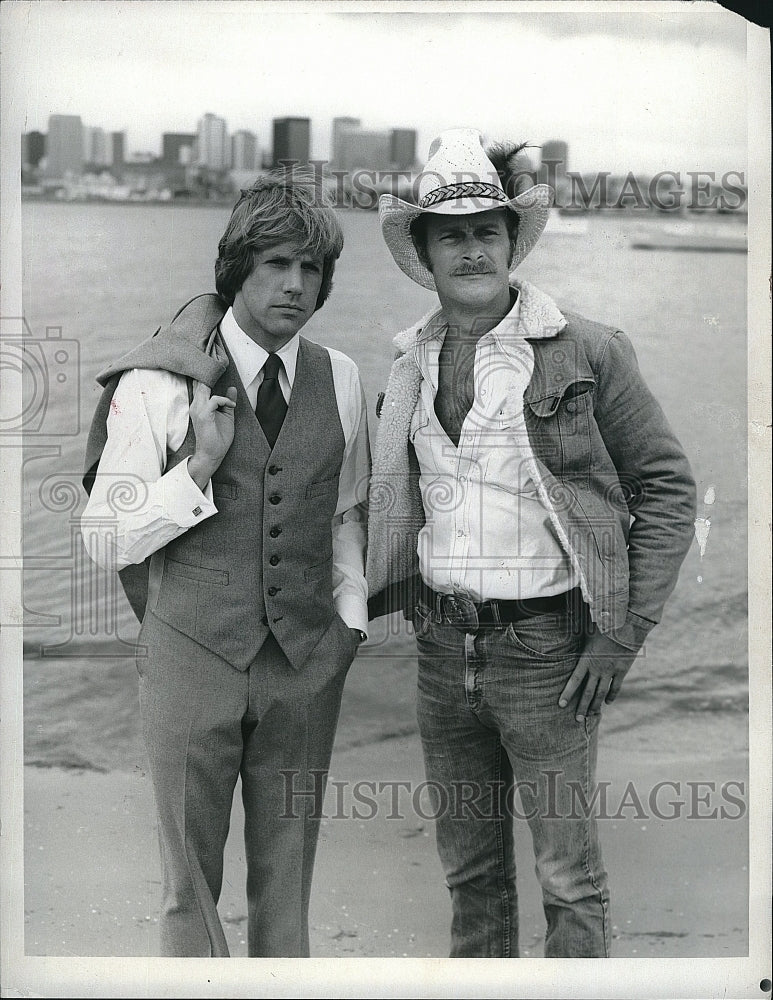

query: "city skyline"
left=22, top=112, right=421, bottom=177
left=24, top=110, right=424, bottom=169
left=21, top=108, right=749, bottom=216
left=5, top=2, right=750, bottom=177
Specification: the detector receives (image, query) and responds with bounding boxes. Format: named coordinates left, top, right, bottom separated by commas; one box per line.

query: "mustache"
left=451, top=263, right=495, bottom=276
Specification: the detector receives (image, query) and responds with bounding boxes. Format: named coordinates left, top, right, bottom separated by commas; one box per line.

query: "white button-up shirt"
left=410, top=293, right=578, bottom=602
left=81, top=307, right=370, bottom=634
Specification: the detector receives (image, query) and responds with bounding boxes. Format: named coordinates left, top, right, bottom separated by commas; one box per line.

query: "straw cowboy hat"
left=379, top=127, right=554, bottom=291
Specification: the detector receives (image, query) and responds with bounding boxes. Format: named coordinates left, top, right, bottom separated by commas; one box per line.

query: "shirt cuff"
left=335, top=594, right=369, bottom=639
left=163, top=458, right=218, bottom=527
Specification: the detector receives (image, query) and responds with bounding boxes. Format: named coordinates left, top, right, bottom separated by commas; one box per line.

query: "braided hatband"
left=420, top=182, right=508, bottom=209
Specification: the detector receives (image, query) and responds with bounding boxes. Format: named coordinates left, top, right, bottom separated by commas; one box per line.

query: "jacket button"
left=269, top=555, right=280, bottom=566
left=269, top=494, right=281, bottom=505
left=269, top=526, right=282, bottom=538
left=268, top=464, right=282, bottom=475
left=267, top=586, right=281, bottom=597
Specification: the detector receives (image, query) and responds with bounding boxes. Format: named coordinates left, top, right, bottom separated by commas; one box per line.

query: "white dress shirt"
left=82, top=307, right=370, bottom=635
left=410, top=293, right=578, bottom=602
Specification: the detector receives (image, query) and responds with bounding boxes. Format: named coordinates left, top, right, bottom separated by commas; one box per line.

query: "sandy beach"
left=23, top=722, right=749, bottom=963
left=20, top=634, right=751, bottom=973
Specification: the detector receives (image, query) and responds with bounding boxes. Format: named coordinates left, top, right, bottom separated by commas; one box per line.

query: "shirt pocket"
left=409, top=404, right=430, bottom=443
left=496, top=404, right=526, bottom=430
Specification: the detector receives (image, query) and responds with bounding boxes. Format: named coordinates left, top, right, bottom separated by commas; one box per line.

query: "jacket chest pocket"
left=526, top=379, right=595, bottom=479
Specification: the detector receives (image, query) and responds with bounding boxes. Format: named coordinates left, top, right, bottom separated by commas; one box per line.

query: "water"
left=17, top=202, right=749, bottom=734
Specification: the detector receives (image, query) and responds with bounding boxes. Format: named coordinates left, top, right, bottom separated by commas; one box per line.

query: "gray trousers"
left=136, top=609, right=355, bottom=957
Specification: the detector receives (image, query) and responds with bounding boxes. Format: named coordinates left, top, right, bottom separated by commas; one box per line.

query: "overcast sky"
left=5, top=0, right=751, bottom=176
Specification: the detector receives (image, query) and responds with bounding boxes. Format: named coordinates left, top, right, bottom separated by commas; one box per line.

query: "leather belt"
left=418, top=583, right=582, bottom=633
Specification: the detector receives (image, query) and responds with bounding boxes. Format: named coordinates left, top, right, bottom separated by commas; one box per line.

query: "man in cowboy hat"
left=367, top=128, right=696, bottom=958
left=81, top=170, right=370, bottom=956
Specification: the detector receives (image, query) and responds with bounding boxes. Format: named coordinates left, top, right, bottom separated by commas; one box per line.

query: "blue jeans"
left=413, top=600, right=610, bottom=958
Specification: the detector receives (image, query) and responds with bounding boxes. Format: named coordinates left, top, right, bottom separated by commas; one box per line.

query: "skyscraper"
left=197, top=113, right=230, bottom=171
left=45, top=114, right=83, bottom=179
left=390, top=129, right=417, bottom=171
left=22, top=131, right=46, bottom=169
left=336, top=128, right=391, bottom=172
left=232, top=130, right=259, bottom=172
left=83, top=126, right=111, bottom=168
left=272, top=118, right=310, bottom=167
left=111, top=132, right=125, bottom=179
left=330, top=117, right=360, bottom=169
left=162, top=133, right=197, bottom=167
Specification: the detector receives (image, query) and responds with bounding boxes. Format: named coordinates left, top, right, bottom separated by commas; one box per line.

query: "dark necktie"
left=255, top=353, right=288, bottom=448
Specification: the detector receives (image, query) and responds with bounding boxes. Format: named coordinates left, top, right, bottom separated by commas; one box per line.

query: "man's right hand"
left=187, top=383, right=238, bottom=491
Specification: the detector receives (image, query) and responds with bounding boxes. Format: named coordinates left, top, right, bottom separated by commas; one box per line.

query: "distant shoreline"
left=21, top=195, right=236, bottom=209
left=19, top=196, right=384, bottom=213
left=21, top=194, right=748, bottom=220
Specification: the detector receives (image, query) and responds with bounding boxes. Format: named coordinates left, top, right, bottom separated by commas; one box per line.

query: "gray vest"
left=146, top=335, right=345, bottom=671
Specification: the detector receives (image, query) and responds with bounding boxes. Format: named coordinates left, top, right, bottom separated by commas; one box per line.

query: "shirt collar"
left=219, top=307, right=300, bottom=388
left=416, top=280, right=566, bottom=349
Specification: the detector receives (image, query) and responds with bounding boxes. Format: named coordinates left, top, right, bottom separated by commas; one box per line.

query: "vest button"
left=269, top=555, right=280, bottom=566
left=269, top=494, right=281, bottom=505
left=269, top=526, right=282, bottom=538
left=268, top=464, right=283, bottom=475
left=260, top=616, right=269, bottom=626
left=267, top=586, right=281, bottom=597
left=565, top=400, right=577, bottom=413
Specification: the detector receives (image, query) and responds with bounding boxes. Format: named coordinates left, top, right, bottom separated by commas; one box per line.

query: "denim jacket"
left=366, top=283, right=697, bottom=652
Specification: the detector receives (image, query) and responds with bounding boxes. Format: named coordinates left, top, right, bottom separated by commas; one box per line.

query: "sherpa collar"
left=392, top=280, right=567, bottom=356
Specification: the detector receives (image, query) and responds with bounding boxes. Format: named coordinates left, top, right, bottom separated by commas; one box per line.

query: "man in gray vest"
left=367, top=129, right=696, bottom=957
left=82, top=172, right=370, bottom=957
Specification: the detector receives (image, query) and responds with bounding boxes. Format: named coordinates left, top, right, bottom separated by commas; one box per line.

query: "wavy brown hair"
left=215, top=170, right=344, bottom=310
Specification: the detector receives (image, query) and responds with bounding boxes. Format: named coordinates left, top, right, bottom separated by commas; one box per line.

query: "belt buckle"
left=441, top=594, right=479, bottom=633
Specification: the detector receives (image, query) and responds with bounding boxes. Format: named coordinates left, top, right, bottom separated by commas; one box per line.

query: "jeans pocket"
left=504, top=613, right=584, bottom=660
